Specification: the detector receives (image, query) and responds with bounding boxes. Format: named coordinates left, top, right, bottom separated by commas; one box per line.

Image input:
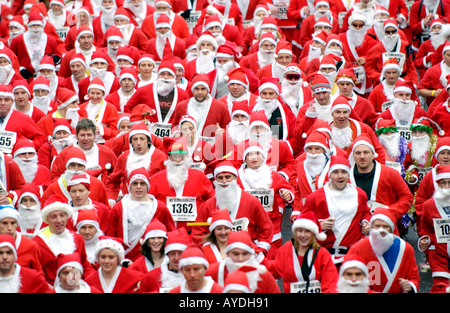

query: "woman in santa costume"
left=129, top=219, right=167, bottom=274
left=85, top=236, right=143, bottom=293
left=201, top=209, right=232, bottom=264
left=149, top=136, right=215, bottom=231
left=271, top=211, right=339, bottom=293
left=107, top=167, right=175, bottom=262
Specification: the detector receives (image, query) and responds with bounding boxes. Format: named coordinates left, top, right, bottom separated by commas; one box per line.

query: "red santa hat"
left=138, top=54, right=156, bottom=67
left=38, top=56, right=56, bottom=73
left=165, top=228, right=191, bottom=254
left=231, top=100, right=251, bottom=119
left=223, top=266, right=254, bottom=293
left=185, top=34, right=199, bottom=52
left=335, top=68, right=357, bottom=86
left=141, top=219, right=168, bottom=244
left=226, top=68, right=248, bottom=89
left=374, top=4, right=389, bottom=16
left=309, top=73, right=331, bottom=94
left=55, top=253, right=84, bottom=279
left=217, top=42, right=240, bottom=60
left=119, top=66, right=138, bottom=85
left=70, top=53, right=88, bottom=69
left=12, top=137, right=35, bottom=158
left=325, top=34, right=343, bottom=50
left=56, top=88, right=78, bottom=110
left=214, top=160, right=238, bottom=178
left=117, top=46, right=137, bottom=65
left=27, top=11, right=44, bottom=27
left=128, top=167, right=150, bottom=189
left=254, top=3, right=269, bottom=16
left=0, top=49, right=14, bottom=65
left=350, top=134, right=378, bottom=158
left=284, top=63, right=302, bottom=76
left=95, top=236, right=125, bottom=262
left=114, top=7, right=138, bottom=26
left=312, top=30, right=328, bottom=46
left=370, top=207, right=396, bottom=231
left=249, top=110, right=270, bottom=131
left=196, top=30, right=219, bottom=50
left=67, top=173, right=90, bottom=191
left=319, top=54, right=340, bottom=71
left=292, top=211, right=327, bottom=241
left=302, top=119, right=333, bottom=139
left=65, top=147, right=87, bottom=169
left=243, top=139, right=266, bottom=161
left=11, top=81, right=31, bottom=102
left=0, top=85, right=13, bottom=99
left=410, top=117, right=445, bottom=137
left=179, top=115, right=197, bottom=133
left=435, top=136, right=450, bottom=159
left=274, top=40, right=292, bottom=58
left=435, top=164, right=450, bottom=182
left=155, top=0, right=172, bottom=8
left=375, top=118, right=398, bottom=136
left=258, top=31, right=276, bottom=47
left=328, top=154, right=350, bottom=177
left=24, top=0, right=37, bottom=10
left=314, top=16, right=332, bottom=28
left=393, top=80, right=413, bottom=94
left=258, top=77, right=279, bottom=95
left=0, top=234, right=17, bottom=260
left=339, top=254, right=368, bottom=277
left=330, top=95, right=352, bottom=114
left=75, top=209, right=101, bottom=233
left=383, top=18, right=398, bottom=31
left=348, top=12, right=367, bottom=26
left=50, top=0, right=64, bottom=7
left=166, top=136, right=189, bottom=156
left=260, top=16, right=278, bottom=30
left=87, top=77, right=106, bottom=94
left=204, top=14, right=223, bottom=31
left=117, top=113, right=131, bottom=129
left=30, top=75, right=51, bottom=93
left=0, top=204, right=19, bottom=223
left=314, top=0, right=329, bottom=8
left=157, top=60, right=176, bottom=78
left=129, top=104, right=156, bottom=124
left=41, top=194, right=73, bottom=223
left=105, top=25, right=123, bottom=43
left=89, top=51, right=108, bottom=67
left=18, top=183, right=42, bottom=207
left=53, top=118, right=73, bottom=136
left=155, top=13, right=171, bottom=29
left=179, top=244, right=209, bottom=269
left=76, top=25, right=94, bottom=41
left=191, top=73, right=211, bottom=93
left=225, top=231, right=256, bottom=254
left=382, top=57, right=402, bottom=79
left=207, top=208, right=233, bottom=232
left=304, top=130, right=330, bottom=154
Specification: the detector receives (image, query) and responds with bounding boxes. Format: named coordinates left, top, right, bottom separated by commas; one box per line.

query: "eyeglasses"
left=285, top=73, right=301, bottom=81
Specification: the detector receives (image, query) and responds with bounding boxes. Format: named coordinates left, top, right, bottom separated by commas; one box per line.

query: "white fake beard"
left=373, top=19, right=386, bottom=40
left=348, top=27, right=367, bottom=48
left=48, top=9, right=66, bottom=28
left=432, top=186, right=450, bottom=205
left=378, top=132, right=400, bottom=160
left=382, top=34, right=399, bottom=52
left=160, top=259, right=184, bottom=288
left=281, top=79, right=301, bottom=109
left=307, top=45, right=322, bottom=62
left=410, top=134, right=431, bottom=163
left=257, top=49, right=275, bottom=67
left=0, top=271, right=20, bottom=293
left=156, top=78, right=176, bottom=97
left=62, top=169, right=84, bottom=182
left=315, top=101, right=332, bottom=122
left=186, top=51, right=198, bottom=62
left=0, top=64, right=12, bottom=84
left=321, top=70, right=337, bottom=87
left=424, top=0, right=439, bottom=7
left=126, top=149, right=151, bottom=176
left=214, top=180, right=239, bottom=213
left=224, top=255, right=261, bottom=293
left=249, top=130, right=272, bottom=154
left=18, top=204, right=41, bottom=231
left=165, top=159, right=190, bottom=190
left=90, top=67, right=107, bottom=80
left=212, top=33, right=226, bottom=46
left=32, top=96, right=51, bottom=114
left=390, top=99, right=415, bottom=125
left=272, top=62, right=286, bottom=81
left=118, top=24, right=134, bottom=44
left=101, top=6, right=116, bottom=26
left=228, top=120, right=249, bottom=144
left=253, top=16, right=263, bottom=35
left=331, top=125, right=353, bottom=150
left=216, top=61, right=234, bottom=83
left=255, top=98, right=278, bottom=120
left=304, top=152, right=327, bottom=177
left=84, top=231, right=102, bottom=264
left=127, top=201, right=153, bottom=227
left=337, top=276, right=370, bottom=293
left=430, top=31, right=445, bottom=50
left=156, top=30, right=171, bottom=57
left=14, top=155, right=38, bottom=183
left=197, top=50, right=216, bottom=73
left=187, top=97, right=209, bottom=125
left=324, top=47, right=342, bottom=57
left=369, top=228, right=395, bottom=256
left=48, top=230, right=77, bottom=255
left=52, top=136, right=75, bottom=154
left=242, top=164, right=272, bottom=189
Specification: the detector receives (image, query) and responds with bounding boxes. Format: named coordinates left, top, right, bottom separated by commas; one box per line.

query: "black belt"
left=327, top=247, right=348, bottom=256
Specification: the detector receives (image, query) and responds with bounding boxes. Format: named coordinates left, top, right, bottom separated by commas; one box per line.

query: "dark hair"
left=140, top=237, right=166, bottom=264
left=76, top=118, right=96, bottom=135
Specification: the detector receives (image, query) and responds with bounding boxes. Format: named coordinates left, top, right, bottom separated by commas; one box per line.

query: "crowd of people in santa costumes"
left=2, top=0, right=450, bottom=296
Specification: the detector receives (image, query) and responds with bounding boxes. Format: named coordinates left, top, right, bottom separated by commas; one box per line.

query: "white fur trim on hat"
left=330, top=103, right=351, bottom=114
left=0, top=205, right=19, bottom=221
left=95, top=238, right=125, bottom=262
left=41, top=201, right=73, bottom=223
left=77, top=29, right=94, bottom=41
left=258, top=82, right=279, bottom=94
left=214, top=165, right=238, bottom=178
left=351, top=140, right=378, bottom=158
left=339, top=260, right=368, bottom=276
left=328, top=164, right=350, bottom=177
left=292, top=218, right=327, bottom=241
left=223, top=284, right=250, bottom=293
left=370, top=213, right=395, bottom=231
left=179, top=256, right=209, bottom=269
left=393, top=86, right=412, bottom=94
left=119, top=72, right=137, bottom=84
left=58, top=95, right=78, bottom=110
left=165, top=242, right=187, bottom=254
left=0, top=241, right=17, bottom=259
left=225, top=242, right=255, bottom=254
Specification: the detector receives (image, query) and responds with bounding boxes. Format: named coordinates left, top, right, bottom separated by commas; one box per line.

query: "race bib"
left=367, top=200, right=388, bottom=213
left=290, top=280, right=322, bottom=293
left=247, top=189, right=275, bottom=212
left=385, top=161, right=402, bottom=174
left=166, top=196, right=197, bottom=221
left=55, top=27, right=70, bottom=41
left=417, top=167, right=432, bottom=183
left=397, top=125, right=411, bottom=142
left=381, top=99, right=394, bottom=112
left=272, top=3, right=288, bottom=19
left=199, top=136, right=215, bottom=145
left=189, top=162, right=205, bottom=170
left=151, top=122, right=172, bottom=138
left=353, top=66, right=366, bottom=84
left=433, top=218, right=450, bottom=244
left=186, top=11, right=201, bottom=32
left=232, top=217, right=249, bottom=231
left=0, top=131, right=16, bottom=153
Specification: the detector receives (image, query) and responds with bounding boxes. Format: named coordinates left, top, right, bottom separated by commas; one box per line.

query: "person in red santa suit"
left=0, top=234, right=50, bottom=293
left=123, top=60, right=190, bottom=120
left=58, top=53, right=88, bottom=95
left=298, top=31, right=331, bottom=73
left=205, top=230, right=280, bottom=293
left=0, top=154, right=25, bottom=207
left=366, top=19, right=419, bottom=88
left=349, top=134, right=414, bottom=235
left=63, top=6, right=94, bottom=53
left=141, top=0, right=190, bottom=41
left=91, top=0, right=119, bottom=48
left=111, top=7, right=148, bottom=54
left=84, top=236, right=143, bottom=293
left=105, top=122, right=167, bottom=205
left=0, top=48, right=23, bottom=87
left=9, top=11, right=62, bottom=80
left=194, top=0, right=243, bottom=35
left=29, top=76, right=58, bottom=116
left=135, top=54, right=157, bottom=88
left=374, top=118, right=408, bottom=177
left=42, top=146, right=110, bottom=207
left=123, top=0, right=155, bottom=28
left=170, top=73, right=231, bottom=139
left=271, top=210, right=338, bottom=293
left=0, top=86, right=47, bottom=153
left=139, top=227, right=191, bottom=293
left=191, top=160, right=273, bottom=255
left=149, top=135, right=215, bottom=231
left=414, top=19, right=448, bottom=80
left=107, top=167, right=175, bottom=262
left=218, top=68, right=259, bottom=113
left=240, top=31, right=278, bottom=76
left=236, top=141, right=295, bottom=260
left=128, top=219, right=167, bottom=274
left=200, top=208, right=232, bottom=265
left=0, top=204, right=43, bottom=273
left=255, top=41, right=294, bottom=83
left=427, top=75, right=450, bottom=137
left=347, top=207, right=420, bottom=293
left=336, top=253, right=375, bottom=293
left=32, top=195, right=95, bottom=286
left=104, top=67, right=137, bottom=114
left=11, top=79, right=46, bottom=125
left=15, top=183, right=46, bottom=238
left=65, top=173, right=110, bottom=235
left=47, top=0, right=76, bottom=29
left=184, top=31, right=219, bottom=81
left=12, top=138, right=51, bottom=192
left=418, top=165, right=450, bottom=292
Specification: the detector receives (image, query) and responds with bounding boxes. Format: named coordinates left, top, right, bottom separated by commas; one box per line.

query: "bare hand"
left=399, top=278, right=412, bottom=293
left=321, top=217, right=335, bottom=231
left=280, top=189, right=292, bottom=202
